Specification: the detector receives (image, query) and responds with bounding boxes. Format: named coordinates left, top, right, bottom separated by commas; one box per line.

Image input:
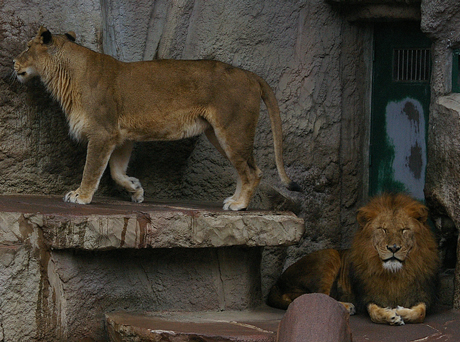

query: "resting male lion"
left=267, top=193, right=439, bottom=325
left=13, top=27, right=300, bottom=210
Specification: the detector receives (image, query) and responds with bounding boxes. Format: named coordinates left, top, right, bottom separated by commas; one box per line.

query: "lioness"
left=14, top=27, right=300, bottom=210
left=268, top=193, right=440, bottom=325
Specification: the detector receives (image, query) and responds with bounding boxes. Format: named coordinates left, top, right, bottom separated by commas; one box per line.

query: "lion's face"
left=368, top=209, right=417, bottom=272
left=355, top=194, right=431, bottom=273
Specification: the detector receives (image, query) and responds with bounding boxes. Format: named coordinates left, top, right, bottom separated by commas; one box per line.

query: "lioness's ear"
left=38, top=26, right=52, bottom=45
left=65, top=31, right=76, bottom=42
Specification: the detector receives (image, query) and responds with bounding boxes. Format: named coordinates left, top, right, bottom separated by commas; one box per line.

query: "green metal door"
left=369, top=22, right=431, bottom=200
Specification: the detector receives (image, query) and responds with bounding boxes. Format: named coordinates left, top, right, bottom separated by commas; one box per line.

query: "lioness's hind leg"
left=224, top=156, right=262, bottom=211
left=109, top=141, right=144, bottom=203
left=205, top=128, right=247, bottom=208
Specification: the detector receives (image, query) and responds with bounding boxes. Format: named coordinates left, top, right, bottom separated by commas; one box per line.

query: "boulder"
left=277, top=293, right=352, bottom=342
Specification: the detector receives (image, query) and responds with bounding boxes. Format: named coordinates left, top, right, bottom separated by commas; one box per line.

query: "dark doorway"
left=369, top=22, right=431, bottom=200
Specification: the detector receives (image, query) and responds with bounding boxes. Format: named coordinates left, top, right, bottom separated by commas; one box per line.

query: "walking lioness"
left=14, top=27, right=300, bottom=210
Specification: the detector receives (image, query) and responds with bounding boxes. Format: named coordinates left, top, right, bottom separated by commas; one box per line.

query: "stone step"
left=0, top=194, right=304, bottom=250
left=106, top=308, right=285, bottom=342
left=0, top=195, right=303, bottom=341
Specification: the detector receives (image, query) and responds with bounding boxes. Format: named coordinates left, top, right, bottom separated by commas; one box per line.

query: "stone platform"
left=0, top=195, right=304, bottom=341
left=105, top=305, right=460, bottom=342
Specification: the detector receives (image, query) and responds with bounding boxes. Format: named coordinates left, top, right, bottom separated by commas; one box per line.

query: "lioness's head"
left=355, top=193, right=431, bottom=273
left=13, top=26, right=76, bottom=83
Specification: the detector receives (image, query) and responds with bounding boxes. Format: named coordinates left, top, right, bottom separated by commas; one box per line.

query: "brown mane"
left=350, top=193, right=439, bottom=312
left=267, top=193, right=439, bottom=325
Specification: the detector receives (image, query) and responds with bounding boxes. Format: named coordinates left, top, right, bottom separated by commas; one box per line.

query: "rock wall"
left=421, top=0, right=460, bottom=309
left=0, top=0, right=369, bottom=302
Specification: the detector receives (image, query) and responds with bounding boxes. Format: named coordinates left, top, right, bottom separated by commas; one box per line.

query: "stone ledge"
left=106, top=308, right=284, bottom=342
left=0, top=195, right=304, bottom=250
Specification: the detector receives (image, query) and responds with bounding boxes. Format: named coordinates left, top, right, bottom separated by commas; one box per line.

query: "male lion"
left=13, top=27, right=300, bottom=210
left=267, top=193, right=439, bottom=325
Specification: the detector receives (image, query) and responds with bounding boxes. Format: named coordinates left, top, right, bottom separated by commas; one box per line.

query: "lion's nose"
left=387, top=244, right=401, bottom=253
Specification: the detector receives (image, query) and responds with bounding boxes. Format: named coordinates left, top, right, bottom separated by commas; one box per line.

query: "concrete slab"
left=106, top=306, right=460, bottom=342
left=0, top=194, right=304, bottom=250
left=350, top=306, right=460, bottom=342
left=106, top=308, right=284, bottom=342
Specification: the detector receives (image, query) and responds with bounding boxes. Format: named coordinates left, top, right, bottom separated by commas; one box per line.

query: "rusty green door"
left=369, top=22, right=431, bottom=200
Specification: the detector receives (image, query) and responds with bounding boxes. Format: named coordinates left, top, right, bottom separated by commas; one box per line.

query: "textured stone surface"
left=106, top=309, right=283, bottom=342
left=421, top=0, right=460, bottom=310
left=0, top=195, right=304, bottom=249
left=424, top=95, right=460, bottom=309
left=350, top=306, right=460, bottom=342
left=0, top=195, right=302, bottom=341
left=277, top=293, right=352, bottom=342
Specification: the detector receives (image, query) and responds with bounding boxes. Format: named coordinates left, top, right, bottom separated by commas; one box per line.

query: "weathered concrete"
left=0, top=195, right=303, bottom=250
left=0, top=195, right=303, bottom=341
left=350, top=306, right=460, bottom=342
left=106, top=309, right=283, bottom=342
left=104, top=304, right=460, bottom=342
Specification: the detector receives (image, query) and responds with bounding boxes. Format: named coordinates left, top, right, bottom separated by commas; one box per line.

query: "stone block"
left=277, top=293, right=352, bottom=342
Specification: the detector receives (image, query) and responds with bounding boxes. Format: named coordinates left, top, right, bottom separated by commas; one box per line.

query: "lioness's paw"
left=131, top=189, right=144, bottom=203
left=128, top=177, right=144, bottom=203
left=223, top=196, right=235, bottom=205
left=64, top=190, right=91, bottom=204
left=223, top=198, right=247, bottom=211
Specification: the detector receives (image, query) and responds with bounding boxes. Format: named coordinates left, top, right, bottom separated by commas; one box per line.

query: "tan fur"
left=14, top=27, right=299, bottom=210
left=267, top=194, right=439, bottom=325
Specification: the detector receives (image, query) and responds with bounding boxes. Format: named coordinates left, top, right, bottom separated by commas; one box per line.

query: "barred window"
left=393, top=49, right=431, bottom=82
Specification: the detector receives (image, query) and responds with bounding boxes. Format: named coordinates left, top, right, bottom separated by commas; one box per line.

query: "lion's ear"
left=38, top=26, right=52, bottom=45
left=406, top=203, right=429, bottom=224
left=357, top=207, right=374, bottom=227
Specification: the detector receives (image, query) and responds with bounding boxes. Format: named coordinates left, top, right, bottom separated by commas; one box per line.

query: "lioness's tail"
left=257, top=75, right=301, bottom=192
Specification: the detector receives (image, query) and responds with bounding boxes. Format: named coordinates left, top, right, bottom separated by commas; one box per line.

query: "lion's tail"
left=257, top=75, right=301, bottom=192
left=266, top=283, right=290, bottom=310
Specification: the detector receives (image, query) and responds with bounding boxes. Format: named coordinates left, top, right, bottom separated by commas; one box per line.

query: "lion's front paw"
left=388, top=310, right=405, bottom=326
left=64, top=189, right=91, bottom=204
left=340, top=302, right=356, bottom=315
